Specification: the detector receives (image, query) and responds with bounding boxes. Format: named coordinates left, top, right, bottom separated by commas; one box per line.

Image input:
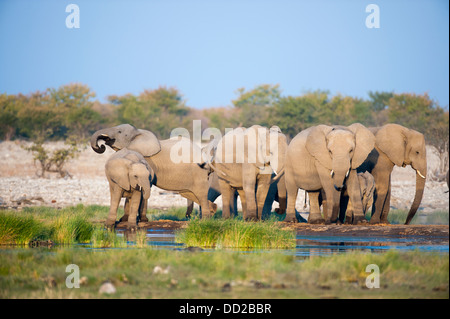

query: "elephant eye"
left=118, top=130, right=122, bottom=134
left=416, top=151, right=419, bottom=155
left=349, top=148, right=353, bottom=153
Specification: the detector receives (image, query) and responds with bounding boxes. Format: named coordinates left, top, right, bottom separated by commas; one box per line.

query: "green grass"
left=0, top=248, right=447, bottom=299
left=91, top=226, right=127, bottom=248
left=176, top=218, right=296, bottom=249
left=0, top=212, right=49, bottom=245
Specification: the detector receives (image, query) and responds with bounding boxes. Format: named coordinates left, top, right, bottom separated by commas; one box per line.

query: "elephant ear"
left=128, top=129, right=161, bottom=157
left=306, top=125, right=334, bottom=170
left=375, top=123, right=407, bottom=167
left=347, top=123, right=376, bottom=169
left=106, top=158, right=131, bottom=191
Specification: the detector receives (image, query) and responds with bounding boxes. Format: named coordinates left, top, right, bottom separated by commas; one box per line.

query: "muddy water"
left=114, top=228, right=449, bottom=259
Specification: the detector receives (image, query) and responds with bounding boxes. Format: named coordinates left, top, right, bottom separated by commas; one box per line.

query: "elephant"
left=208, top=125, right=288, bottom=221
left=91, top=124, right=216, bottom=219
left=357, top=124, right=427, bottom=224
left=285, top=123, right=375, bottom=224
left=338, top=171, right=375, bottom=224
left=186, top=170, right=295, bottom=220
left=105, top=148, right=153, bottom=230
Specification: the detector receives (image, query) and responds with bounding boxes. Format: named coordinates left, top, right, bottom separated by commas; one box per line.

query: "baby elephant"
left=105, top=148, right=153, bottom=230
left=339, top=171, right=375, bottom=224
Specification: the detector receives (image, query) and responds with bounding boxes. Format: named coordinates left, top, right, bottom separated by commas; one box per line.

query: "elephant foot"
left=105, top=219, right=116, bottom=230
left=244, top=215, right=258, bottom=222
left=139, top=216, right=149, bottom=223
left=308, top=216, right=325, bottom=224
left=284, top=213, right=298, bottom=223
left=353, top=216, right=368, bottom=225
left=369, top=217, right=381, bottom=224
left=119, top=216, right=128, bottom=223
left=116, top=221, right=129, bottom=228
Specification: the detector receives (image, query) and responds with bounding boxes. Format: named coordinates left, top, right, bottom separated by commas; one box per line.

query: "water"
left=112, top=228, right=449, bottom=258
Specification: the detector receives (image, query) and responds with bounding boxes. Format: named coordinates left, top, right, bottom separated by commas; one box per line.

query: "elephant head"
left=251, top=125, right=288, bottom=178
left=106, top=156, right=153, bottom=200
left=374, top=123, right=427, bottom=225
left=306, top=123, right=375, bottom=191
left=91, top=124, right=161, bottom=157
left=358, top=171, right=375, bottom=214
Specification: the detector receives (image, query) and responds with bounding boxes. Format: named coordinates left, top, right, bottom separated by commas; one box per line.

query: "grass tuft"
left=176, top=218, right=296, bottom=249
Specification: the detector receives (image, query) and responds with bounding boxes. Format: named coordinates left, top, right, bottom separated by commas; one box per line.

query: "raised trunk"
left=404, top=170, right=426, bottom=225
left=90, top=128, right=110, bottom=154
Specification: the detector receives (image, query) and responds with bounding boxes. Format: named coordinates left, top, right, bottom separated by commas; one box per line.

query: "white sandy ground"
left=0, top=141, right=448, bottom=217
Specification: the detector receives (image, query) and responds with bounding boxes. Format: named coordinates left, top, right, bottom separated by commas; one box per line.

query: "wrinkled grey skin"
left=105, top=148, right=153, bottom=230
left=185, top=171, right=298, bottom=220
left=337, top=171, right=376, bottom=224
left=285, top=123, right=375, bottom=224
left=207, top=125, right=288, bottom=221
left=357, top=124, right=427, bottom=225
left=91, top=124, right=216, bottom=219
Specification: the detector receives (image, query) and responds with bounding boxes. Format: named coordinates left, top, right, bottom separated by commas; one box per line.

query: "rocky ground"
left=0, top=141, right=448, bottom=217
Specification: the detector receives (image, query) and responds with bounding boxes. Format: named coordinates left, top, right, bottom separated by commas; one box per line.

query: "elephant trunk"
left=90, top=128, right=110, bottom=154
left=404, top=168, right=426, bottom=225
left=141, top=177, right=152, bottom=201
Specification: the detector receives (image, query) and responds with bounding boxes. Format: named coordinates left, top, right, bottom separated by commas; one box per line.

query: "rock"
left=99, top=281, right=116, bottom=294
left=153, top=265, right=170, bottom=274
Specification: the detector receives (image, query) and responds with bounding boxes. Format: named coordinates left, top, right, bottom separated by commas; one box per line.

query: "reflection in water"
left=113, top=228, right=448, bottom=259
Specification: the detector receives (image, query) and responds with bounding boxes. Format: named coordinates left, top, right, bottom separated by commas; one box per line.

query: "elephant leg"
left=321, top=187, right=340, bottom=224
left=369, top=158, right=394, bottom=224
left=107, top=184, right=123, bottom=228
left=308, top=191, right=324, bottom=224
left=285, top=173, right=298, bottom=222
left=380, top=179, right=391, bottom=223
left=237, top=189, right=246, bottom=217
left=139, top=195, right=149, bottom=222
left=339, top=190, right=351, bottom=224
left=256, top=175, right=271, bottom=220
left=219, top=179, right=233, bottom=219
left=127, top=191, right=141, bottom=231
left=370, top=174, right=390, bottom=224
left=243, top=178, right=257, bottom=221
left=185, top=199, right=194, bottom=218
left=120, top=197, right=130, bottom=223
left=346, top=169, right=367, bottom=225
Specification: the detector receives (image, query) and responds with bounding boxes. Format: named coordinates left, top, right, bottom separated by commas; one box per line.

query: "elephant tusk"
left=417, top=170, right=426, bottom=179
left=330, top=170, right=334, bottom=177
left=273, top=169, right=278, bottom=176
left=346, top=169, right=350, bottom=178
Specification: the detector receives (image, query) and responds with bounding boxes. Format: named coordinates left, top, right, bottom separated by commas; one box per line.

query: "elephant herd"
left=90, top=122, right=427, bottom=230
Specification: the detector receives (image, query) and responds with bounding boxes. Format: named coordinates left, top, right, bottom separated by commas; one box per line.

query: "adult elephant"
left=285, top=123, right=375, bottom=224
left=209, top=125, right=288, bottom=221
left=91, top=124, right=214, bottom=220
left=357, top=124, right=427, bottom=225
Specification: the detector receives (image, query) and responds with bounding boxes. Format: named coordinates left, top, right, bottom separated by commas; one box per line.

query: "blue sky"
left=0, top=0, right=448, bottom=109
